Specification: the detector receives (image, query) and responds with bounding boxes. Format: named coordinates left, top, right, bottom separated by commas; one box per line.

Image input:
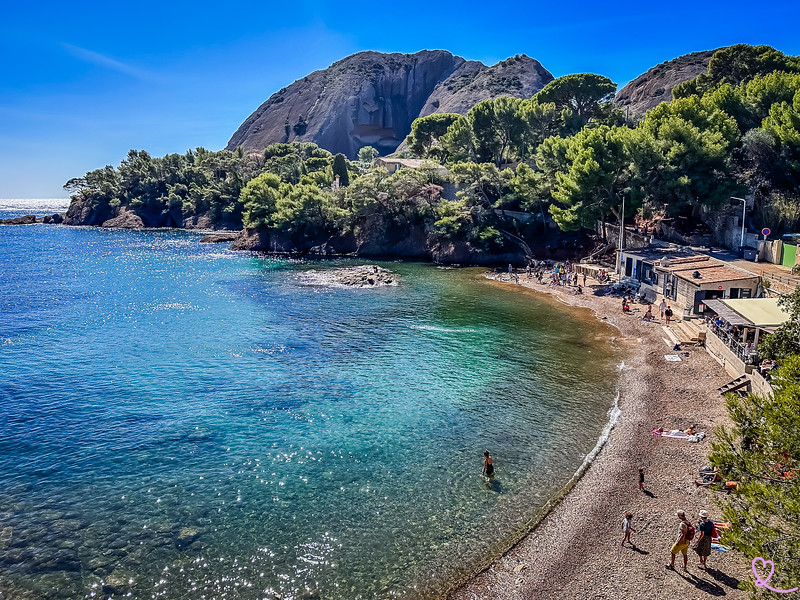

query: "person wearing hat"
left=668, top=510, right=690, bottom=571
left=694, top=510, right=714, bottom=568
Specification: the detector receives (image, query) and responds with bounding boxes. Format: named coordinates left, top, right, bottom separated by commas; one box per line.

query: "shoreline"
left=447, top=273, right=749, bottom=600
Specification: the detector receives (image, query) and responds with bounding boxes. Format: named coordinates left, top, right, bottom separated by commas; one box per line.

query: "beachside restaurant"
left=617, top=247, right=761, bottom=315
left=701, top=297, right=789, bottom=387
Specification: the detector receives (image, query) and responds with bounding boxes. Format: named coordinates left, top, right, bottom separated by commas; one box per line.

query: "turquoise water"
left=0, top=210, right=622, bottom=600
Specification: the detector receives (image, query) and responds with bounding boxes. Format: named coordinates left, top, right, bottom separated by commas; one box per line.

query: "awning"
left=723, top=298, right=790, bottom=327
left=702, top=299, right=752, bottom=326
left=703, top=298, right=790, bottom=328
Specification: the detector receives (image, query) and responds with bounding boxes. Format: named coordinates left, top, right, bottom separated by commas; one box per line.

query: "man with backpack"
left=668, top=509, right=693, bottom=571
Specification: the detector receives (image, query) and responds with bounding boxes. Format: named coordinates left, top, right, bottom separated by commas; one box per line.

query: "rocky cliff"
left=614, top=50, right=716, bottom=120
left=227, top=51, right=553, bottom=158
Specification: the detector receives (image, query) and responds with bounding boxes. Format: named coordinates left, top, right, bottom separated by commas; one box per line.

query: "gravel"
left=447, top=274, right=750, bottom=600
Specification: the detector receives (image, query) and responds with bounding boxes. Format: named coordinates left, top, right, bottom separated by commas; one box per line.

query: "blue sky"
left=2, top=0, right=800, bottom=198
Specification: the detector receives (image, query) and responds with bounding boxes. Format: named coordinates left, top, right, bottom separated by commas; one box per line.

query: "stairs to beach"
left=670, top=319, right=706, bottom=345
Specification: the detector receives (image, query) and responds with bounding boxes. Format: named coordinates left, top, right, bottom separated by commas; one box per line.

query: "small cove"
left=0, top=216, right=623, bottom=599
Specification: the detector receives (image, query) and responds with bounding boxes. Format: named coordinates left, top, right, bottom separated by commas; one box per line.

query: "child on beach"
left=622, top=512, right=637, bottom=546
left=638, top=467, right=645, bottom=491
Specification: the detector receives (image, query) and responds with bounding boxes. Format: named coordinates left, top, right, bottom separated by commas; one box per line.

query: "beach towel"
left=711, top=543, right=730, bottom=552
left=652, top=430, right=706, bottom=442
left=664, top=354, right=682, bottom=362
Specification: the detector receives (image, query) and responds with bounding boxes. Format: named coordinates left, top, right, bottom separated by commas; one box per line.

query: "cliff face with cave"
left=226, top=50, right=553, bottom=158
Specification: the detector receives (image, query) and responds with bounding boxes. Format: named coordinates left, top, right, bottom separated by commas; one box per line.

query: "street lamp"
left=731, top=196, right=747, bottom=250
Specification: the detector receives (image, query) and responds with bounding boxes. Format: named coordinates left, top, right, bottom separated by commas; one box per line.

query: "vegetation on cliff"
left=65, top=44, right=800, bottom=258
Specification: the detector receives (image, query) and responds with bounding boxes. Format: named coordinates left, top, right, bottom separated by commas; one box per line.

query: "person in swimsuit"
left=482, top=450, right=494, bottom=477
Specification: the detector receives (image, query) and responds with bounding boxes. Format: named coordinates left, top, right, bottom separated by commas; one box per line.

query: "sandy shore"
left=448, top=274, right=750, bottom=600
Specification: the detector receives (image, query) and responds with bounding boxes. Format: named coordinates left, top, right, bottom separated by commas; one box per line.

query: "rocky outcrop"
left=199, top=232, right=239, bottom=243
left=418, top=54, right=553, bottom=116
left=230, top=224, right=528, bottom=266
left=42, top=213, right=64, bottom=224
left=0, top=214, right=37, bottom=225
left=101, top=209, right=144, bottom=229
left=298, top=265, right=398, bottom=288
left=227, top=50, right=553, bottom=158
left=614, top=50, right=716, bottom=120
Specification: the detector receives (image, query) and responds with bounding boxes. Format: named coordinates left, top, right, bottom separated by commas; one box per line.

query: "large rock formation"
left=227, top=50, right=553, bottom=158
left=614, top=50, right=716, bottom=120
left=418, top=54, right=553, bottom=116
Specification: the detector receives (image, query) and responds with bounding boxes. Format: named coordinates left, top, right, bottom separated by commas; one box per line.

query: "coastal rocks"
left=42, top=213, right=64, bottom=224
left=101, top=209, right=144, bottom=229
left=297, top=265, right=397, bottom=288
left=0, top=214, right=37, bottom=224
left=63, top=196, right=115, bottom=226
left=199, top=232, right=239, bottom=243
left=331, top=265, right=396, bottom=287
left=230, top=228, right=357, bottom=255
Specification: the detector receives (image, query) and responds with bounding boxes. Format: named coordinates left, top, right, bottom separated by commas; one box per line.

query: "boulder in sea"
left=42, top=213, right=64, bottom=224
left=101, top=209, right=144, bottom=229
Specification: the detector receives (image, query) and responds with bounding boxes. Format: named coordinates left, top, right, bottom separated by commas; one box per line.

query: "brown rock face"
left=227, top=51, right=553, bottom=158
left=614, top=50, right=716, bottom=120
left=101, top=209, right=144, bottom=229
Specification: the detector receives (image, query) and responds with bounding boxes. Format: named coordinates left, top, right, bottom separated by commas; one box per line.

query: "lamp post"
left=732, top=196, right=747, bottom=250
left=616, top=195, right=625, bottom=275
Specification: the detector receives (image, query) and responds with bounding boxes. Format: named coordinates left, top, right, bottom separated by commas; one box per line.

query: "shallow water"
left=0, top=209, right=622, bottom=600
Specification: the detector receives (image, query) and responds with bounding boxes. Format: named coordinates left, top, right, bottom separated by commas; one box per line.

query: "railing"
left=761, top=270, right=800, bottom=289
left=708, top=325, right=758, bottom=365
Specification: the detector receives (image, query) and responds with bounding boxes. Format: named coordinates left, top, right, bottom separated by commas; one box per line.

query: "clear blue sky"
left=2, top=0, right=799, bottom=198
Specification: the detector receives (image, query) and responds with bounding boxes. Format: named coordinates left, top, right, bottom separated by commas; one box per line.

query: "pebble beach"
left=449, top=273, right=751, bottom=600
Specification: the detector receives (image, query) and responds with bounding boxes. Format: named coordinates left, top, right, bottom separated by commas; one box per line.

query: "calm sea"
left=0, top=200, right=622, bottom=600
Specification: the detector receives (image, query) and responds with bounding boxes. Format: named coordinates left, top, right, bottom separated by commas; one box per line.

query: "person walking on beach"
left=621, top=512, right=637, bottom=546
left=583, top=273, right=587, bottom=287
left=482, top=450, right=494, bottom=477
left=638, top=467, right=645, bottom=491
left=693, top=510, right=714, bottom=569
left=665, top=305, right=674, bottom=325
left=668, top=510, right=691, bottom=571
left=659, top=299, right=667, bottom=319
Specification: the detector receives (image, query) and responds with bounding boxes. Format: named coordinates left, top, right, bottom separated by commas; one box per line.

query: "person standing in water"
left=482, top=450, right=494, bottom=477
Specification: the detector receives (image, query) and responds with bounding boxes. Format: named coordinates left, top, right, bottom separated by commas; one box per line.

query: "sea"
left=0, top=199, right=623, bottom=600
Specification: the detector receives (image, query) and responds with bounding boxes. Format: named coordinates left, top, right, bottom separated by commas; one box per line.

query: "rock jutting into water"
left=335, top=265, right=396, bottom=287
left=199, top=232, right=239, bottom=243
left=298, top=265, right=398, bottom=288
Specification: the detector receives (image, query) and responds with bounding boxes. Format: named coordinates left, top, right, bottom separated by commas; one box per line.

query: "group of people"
left=506, top=261, right=587, bottom=294
left=623, top=470, right=718, bottom=571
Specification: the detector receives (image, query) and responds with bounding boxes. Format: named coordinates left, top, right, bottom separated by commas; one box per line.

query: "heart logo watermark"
left=752, top=557, right=799, bottom=594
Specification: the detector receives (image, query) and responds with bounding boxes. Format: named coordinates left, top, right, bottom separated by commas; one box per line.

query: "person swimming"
left=482, top=450, right=494, bottom=477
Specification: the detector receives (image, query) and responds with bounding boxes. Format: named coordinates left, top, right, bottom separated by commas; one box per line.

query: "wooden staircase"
left=717, top=375, right=750, bottom=395
left=670, top=319, right=706, bottom=345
